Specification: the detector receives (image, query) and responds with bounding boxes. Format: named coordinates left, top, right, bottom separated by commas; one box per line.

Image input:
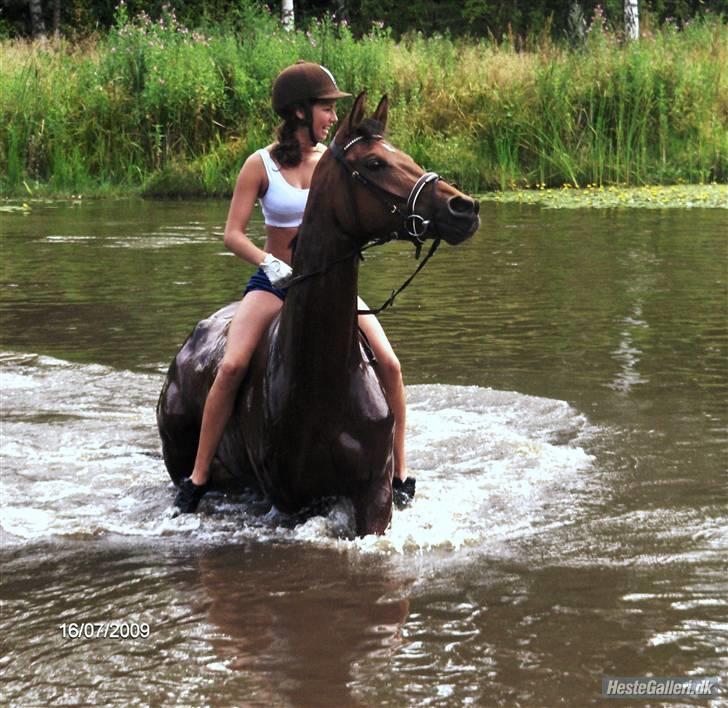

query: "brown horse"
left=157, top=92, right=480, bottom=536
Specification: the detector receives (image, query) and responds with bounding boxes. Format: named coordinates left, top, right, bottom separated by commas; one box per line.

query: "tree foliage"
left=2, top=0, right=726, bottom=39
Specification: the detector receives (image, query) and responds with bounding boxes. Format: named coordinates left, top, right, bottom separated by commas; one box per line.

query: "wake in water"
left=0, top=352, right=595, bottom=554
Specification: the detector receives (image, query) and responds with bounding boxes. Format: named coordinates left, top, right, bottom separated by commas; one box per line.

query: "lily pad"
left=479, top=184, right=728, bottom=209
left=0, top=204, right=31, bottom=213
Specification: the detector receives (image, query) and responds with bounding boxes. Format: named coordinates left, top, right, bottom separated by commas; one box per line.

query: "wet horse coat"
left=157, top=93, right=480, bottom=535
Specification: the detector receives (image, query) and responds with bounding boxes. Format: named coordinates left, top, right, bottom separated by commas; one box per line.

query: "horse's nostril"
left=447, top=195, right=477, bottom=216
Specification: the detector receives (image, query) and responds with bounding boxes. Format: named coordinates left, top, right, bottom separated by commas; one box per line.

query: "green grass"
left=1, top=7, right=726, bottom=197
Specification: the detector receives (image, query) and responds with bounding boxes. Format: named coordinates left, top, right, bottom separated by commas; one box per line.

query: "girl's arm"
left=223, top=153, right=269, bottom=266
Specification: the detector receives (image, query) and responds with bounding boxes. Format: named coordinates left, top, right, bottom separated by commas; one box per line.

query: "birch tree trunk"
left=53, top=0, right=61, bottom=40
left=625, top=0, right=639, bottom=40
left=281, top=0, right=294, bottom=31
left=29, top=0, right=47, bottom=39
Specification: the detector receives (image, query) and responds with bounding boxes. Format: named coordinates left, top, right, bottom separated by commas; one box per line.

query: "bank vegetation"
left=1, top=5, right=726, bottom=197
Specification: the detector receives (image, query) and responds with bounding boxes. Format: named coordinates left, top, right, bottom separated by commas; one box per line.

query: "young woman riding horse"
left=173, top=62, right=414, bottom=513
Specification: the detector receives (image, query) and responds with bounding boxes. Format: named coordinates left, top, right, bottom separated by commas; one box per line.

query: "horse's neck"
left=277, top=197, right=361, bottom=388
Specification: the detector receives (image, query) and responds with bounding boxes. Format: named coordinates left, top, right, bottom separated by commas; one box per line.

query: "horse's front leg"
left=354, top=466, right=394, bottom=536
left=332, top=422, right=394, bottom=536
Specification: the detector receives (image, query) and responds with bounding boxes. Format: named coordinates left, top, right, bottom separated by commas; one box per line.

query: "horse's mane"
left=289, top=117, right=386, bottom=257
left=290, top=230, right=300, bottom=256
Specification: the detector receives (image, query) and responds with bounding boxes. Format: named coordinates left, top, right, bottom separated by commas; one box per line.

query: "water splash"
left=1, top=352, right=595, bottom=555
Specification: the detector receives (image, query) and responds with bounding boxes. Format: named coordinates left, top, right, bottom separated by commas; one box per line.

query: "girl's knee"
left=379, top=352, right=402, bottom=383
left=217, top=356, right=248, bottom=387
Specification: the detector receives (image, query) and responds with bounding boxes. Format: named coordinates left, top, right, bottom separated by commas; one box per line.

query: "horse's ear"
left=347, top=91, right=367, bottom=132
left=372, top=94, right=388, bottom=129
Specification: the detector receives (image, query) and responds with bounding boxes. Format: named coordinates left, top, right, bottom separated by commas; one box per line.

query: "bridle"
left=286, top=133, right=443, bottom=316
left=329, top=134, right=441, bottom=253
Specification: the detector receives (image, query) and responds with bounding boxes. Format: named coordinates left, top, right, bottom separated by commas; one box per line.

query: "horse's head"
left=326, top=91, right=480, bottom=247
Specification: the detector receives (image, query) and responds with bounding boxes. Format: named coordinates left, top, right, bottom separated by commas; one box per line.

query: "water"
left=1, top=198, right=726, bottom=705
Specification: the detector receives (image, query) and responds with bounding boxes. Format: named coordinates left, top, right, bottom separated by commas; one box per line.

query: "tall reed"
left=1, top=7, right=725, bottom=196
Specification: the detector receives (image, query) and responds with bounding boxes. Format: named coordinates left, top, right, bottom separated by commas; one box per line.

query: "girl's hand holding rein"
left=260, top=253, right=293, bottom=287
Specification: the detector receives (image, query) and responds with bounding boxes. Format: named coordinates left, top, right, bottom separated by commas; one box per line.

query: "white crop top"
left=257, top=148, right=309, bottom=227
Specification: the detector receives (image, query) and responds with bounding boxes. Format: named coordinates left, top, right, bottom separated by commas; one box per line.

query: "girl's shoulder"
left=237, top=147, right=270, bottom=196
left=243, top=144, right=277, bottom=170
left=253, top=143, right=277, bottom=162
left=242, top=148, right=266, bottom=172
left=259, top=143, right=288, bottom=171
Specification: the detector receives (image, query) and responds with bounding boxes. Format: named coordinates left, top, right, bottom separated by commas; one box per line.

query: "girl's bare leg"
left=190, top=292, right=283, bottom=486
left=357, top=298, right=407, bottom=481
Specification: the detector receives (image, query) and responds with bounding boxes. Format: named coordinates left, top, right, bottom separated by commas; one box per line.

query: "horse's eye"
left=365, top=158, right=386, bottom=170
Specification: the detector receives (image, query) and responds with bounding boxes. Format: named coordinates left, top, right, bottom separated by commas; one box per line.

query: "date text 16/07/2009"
left=59, top=622, right=150, bottom=639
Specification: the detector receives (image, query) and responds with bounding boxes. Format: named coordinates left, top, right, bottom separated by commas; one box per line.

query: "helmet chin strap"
left=303, top=103, right=317, bottom=146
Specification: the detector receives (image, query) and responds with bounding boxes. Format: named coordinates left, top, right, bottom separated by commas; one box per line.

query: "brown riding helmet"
left=272, top=61, right=351, bottom=116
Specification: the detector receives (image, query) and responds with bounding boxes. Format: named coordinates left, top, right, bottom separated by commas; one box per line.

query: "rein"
left=285, top=134, right=442, bottom=316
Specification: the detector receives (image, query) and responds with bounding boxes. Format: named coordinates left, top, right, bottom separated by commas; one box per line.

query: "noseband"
left=329, top=134, right=440, bottom=252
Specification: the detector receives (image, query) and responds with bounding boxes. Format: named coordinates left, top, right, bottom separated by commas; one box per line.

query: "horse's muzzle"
left=448, top=195, right=480, bottom=217
left=438, top=196, right=480, bottom=244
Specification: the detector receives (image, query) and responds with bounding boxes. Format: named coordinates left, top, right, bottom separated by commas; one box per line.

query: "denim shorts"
left=243, top=267, right=288, bottom=301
